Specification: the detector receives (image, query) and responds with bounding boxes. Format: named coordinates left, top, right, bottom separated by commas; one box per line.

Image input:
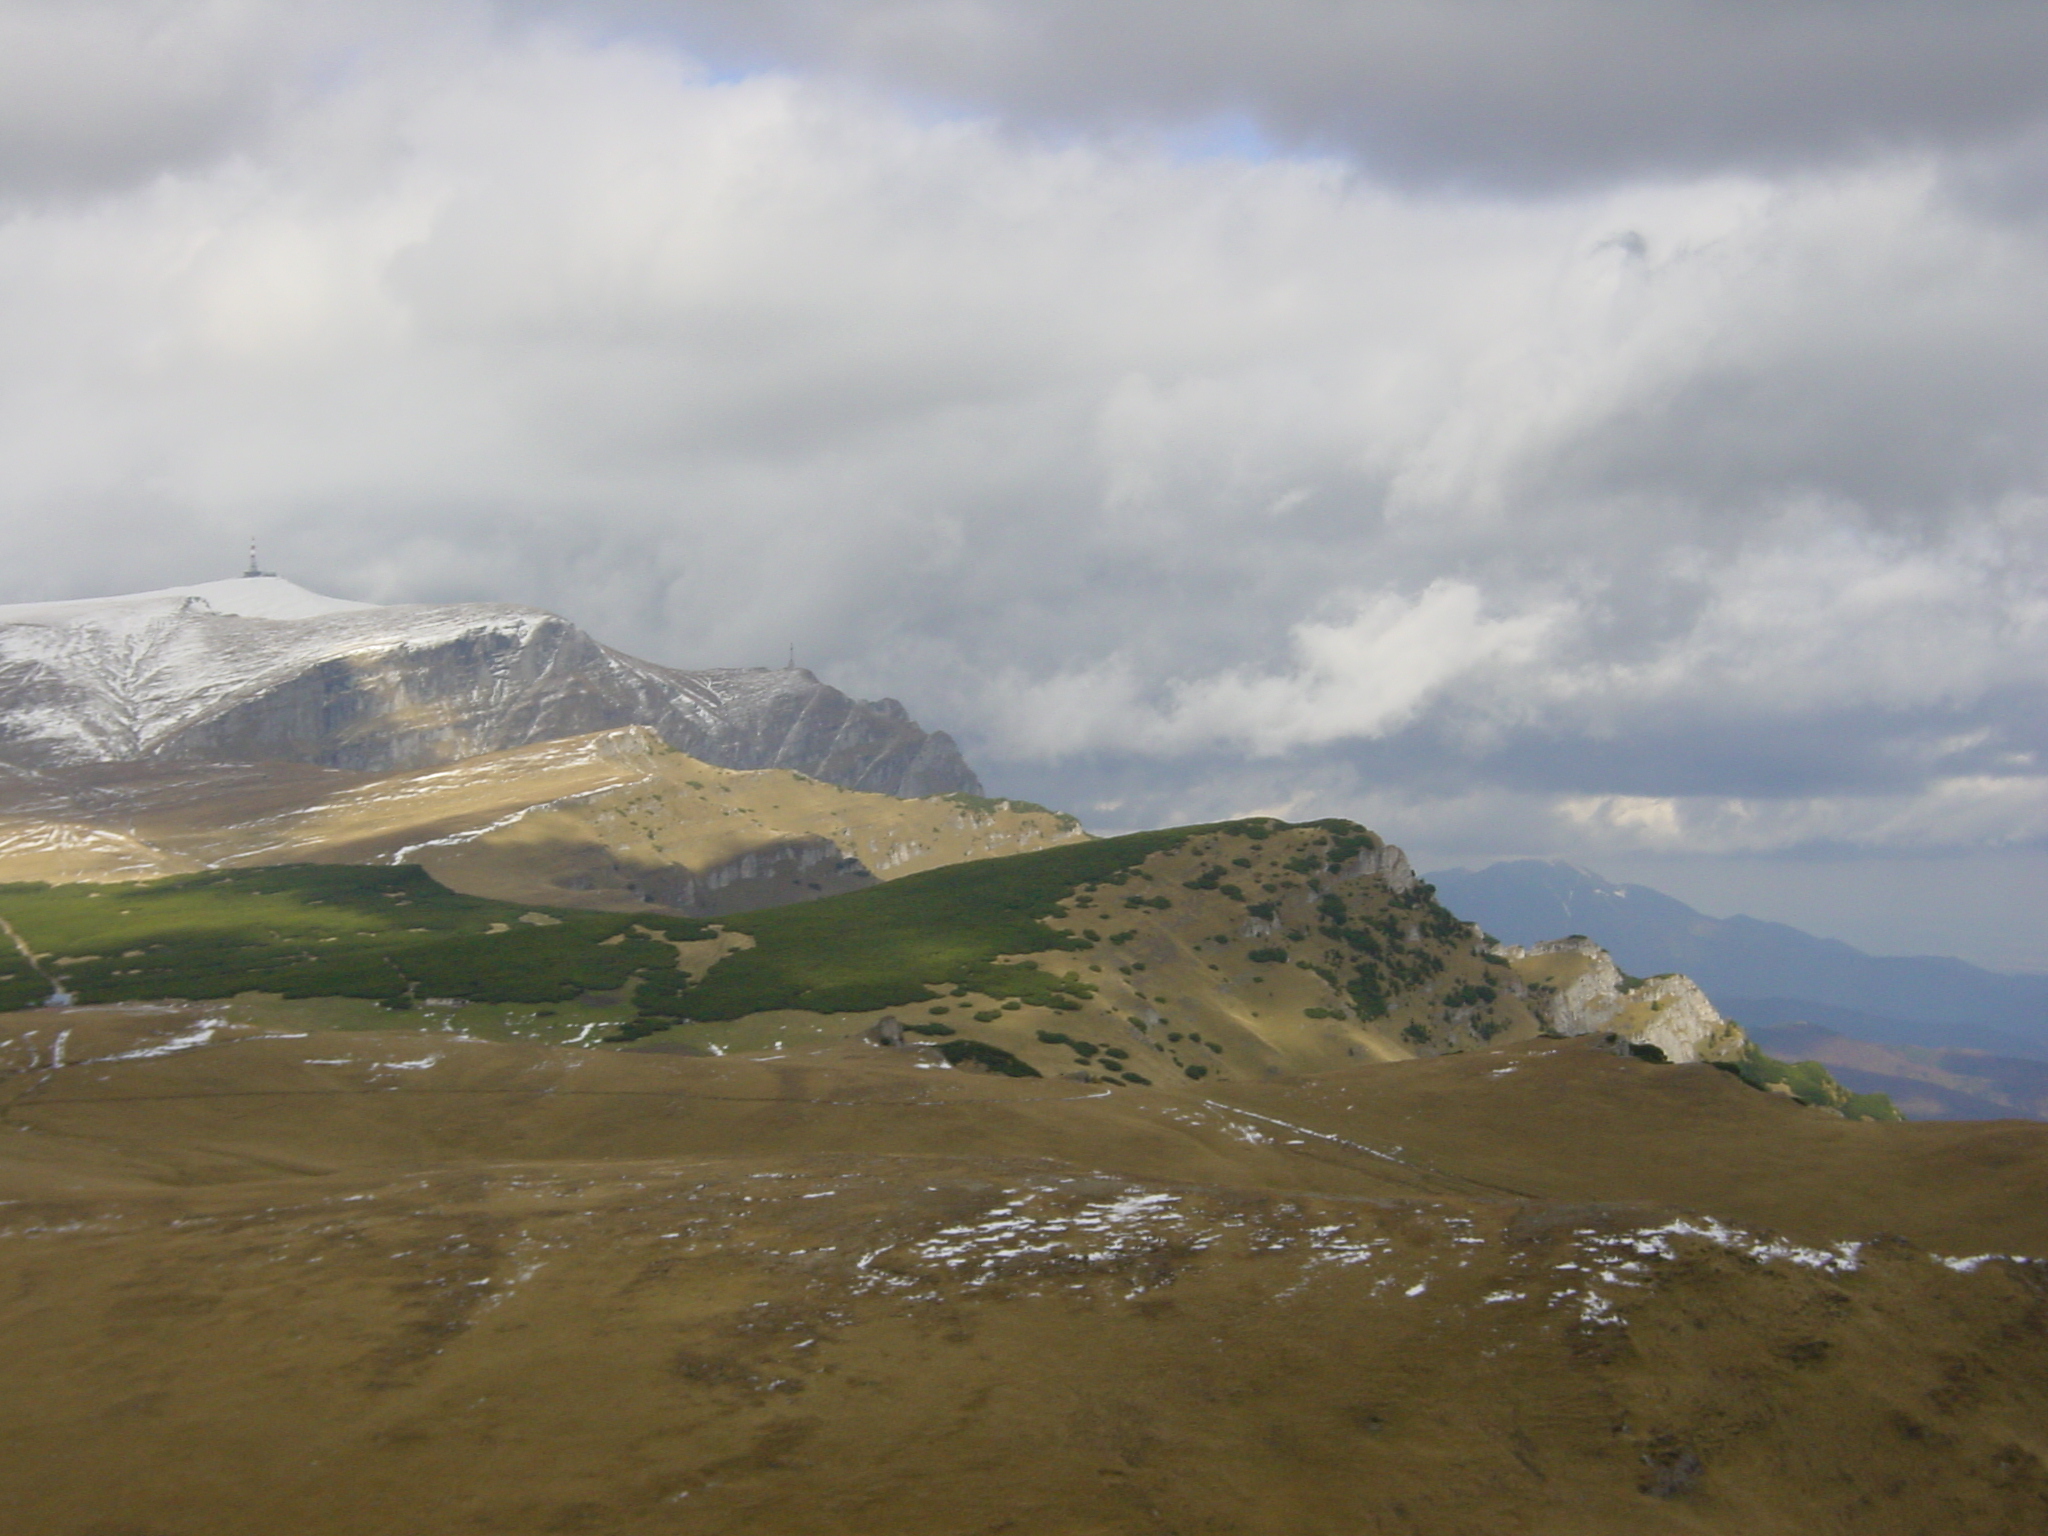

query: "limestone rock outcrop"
left=1334, top=841, right=1417, bottom=893
left=1501, top=935, right=1748, bottom=1064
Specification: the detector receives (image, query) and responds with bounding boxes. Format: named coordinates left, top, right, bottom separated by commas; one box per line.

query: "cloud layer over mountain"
left=2, top=1, right=2045, bottom=964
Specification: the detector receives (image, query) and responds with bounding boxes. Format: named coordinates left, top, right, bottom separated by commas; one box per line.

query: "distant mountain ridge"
left=1427, top=859, right=2048, bottom=1061
left=0, top=578, right=979, bottom=798
left=1746, top=1021, right=2048, bottom=1122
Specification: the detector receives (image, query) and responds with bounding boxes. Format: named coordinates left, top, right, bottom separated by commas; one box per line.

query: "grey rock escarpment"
left=622, top=834, right=877, bottom=918
left=1501, top=935, right=1748, bottom=1065
left=0, top=579, right=981, bottom=798
left=1333, top=841, right=1417, bottom=893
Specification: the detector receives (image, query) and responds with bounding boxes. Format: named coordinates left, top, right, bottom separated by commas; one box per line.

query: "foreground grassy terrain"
left=0, top=1005, right=2041, bottom=1534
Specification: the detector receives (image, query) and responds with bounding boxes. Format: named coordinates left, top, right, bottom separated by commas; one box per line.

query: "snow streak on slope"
left=0, top=579, right=984, bottom=795
left=0, top=579, right=549, bottom=765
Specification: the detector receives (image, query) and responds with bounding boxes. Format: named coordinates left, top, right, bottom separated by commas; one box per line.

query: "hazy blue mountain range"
left=1745, top=1021, right=2048, bottom=1123
left=1427, top=860, right=2048, bottom=1062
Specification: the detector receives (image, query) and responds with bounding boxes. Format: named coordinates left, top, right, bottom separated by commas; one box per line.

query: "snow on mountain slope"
left=0, top=577, right=376, bottom=625
left=0, top=578, right=550, bottom=765
left=0, top=579, right=981, bottom=797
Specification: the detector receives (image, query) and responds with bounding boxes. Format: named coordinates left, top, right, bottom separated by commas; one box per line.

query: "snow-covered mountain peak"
left=0, top=577, right=380, bottom=629
left=0, top=579, right=563, bottom=767
left=0, top=577, right=984, bottom=796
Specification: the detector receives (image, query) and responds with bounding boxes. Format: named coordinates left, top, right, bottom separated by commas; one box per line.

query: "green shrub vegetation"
left=652, top=822, right=1236, bottom=1023
left=0, top=815, right=1484, bottom=1077
left=936, top=1038, right=1041, bottom=1077
left=1343, top=974, right=1392, bottom=1024
left=1314, top=823, right=1383, bottom=871
left=1712, top=1045, right=1903, bottom=1122
left=0, top=865, right=710, bottom=1017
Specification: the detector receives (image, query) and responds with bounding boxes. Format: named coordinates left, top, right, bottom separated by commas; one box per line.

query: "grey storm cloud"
left=580, top=0, right=2048, bottom=186
left=0, top=2, right=398, bottom=200
left=0, top=0, right=2045, bottom=962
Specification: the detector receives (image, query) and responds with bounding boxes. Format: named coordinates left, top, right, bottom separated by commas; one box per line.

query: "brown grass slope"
left=0, top=726, right=1082, bottom=913
left=2, top=1004, right=2045, bottom=1535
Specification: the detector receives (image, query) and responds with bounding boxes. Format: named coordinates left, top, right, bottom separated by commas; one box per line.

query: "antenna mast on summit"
left=243, top=540, right=274, bottom=579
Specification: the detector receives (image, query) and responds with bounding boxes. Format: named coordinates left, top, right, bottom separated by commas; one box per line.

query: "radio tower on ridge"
left=243, top=540, right=275, bottom=579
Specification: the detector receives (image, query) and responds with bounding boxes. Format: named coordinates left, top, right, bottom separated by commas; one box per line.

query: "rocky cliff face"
left=1334, top=841, right=1418, bottom=892
left=0, top=579, right=980, bottom=798
left=1501, top=935, right=1749, bottom=1064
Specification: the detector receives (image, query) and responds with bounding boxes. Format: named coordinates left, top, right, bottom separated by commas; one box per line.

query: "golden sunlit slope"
left=0, top=815, right=202, bottom=883
left=0, top=727, right=1083, bottom=914
left=2, top=1005, right=2045, bottom=1535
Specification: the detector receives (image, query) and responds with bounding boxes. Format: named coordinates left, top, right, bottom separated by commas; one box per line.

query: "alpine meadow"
left=4, top=5, right=2048, bottom=1534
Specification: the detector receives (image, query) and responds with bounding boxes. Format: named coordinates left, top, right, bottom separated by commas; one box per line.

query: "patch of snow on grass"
left=1934, top=1253, right=2039, bottom=1273
left=1544, top=1214, right=1872, bottom=1333
left=1616, top=1217, right=1864, bottom=1275
left=82, top=1017, right=229, bottom=1063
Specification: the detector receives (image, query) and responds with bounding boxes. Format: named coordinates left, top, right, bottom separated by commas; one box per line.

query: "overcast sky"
left=4, top=1, right=2047, bottom=967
